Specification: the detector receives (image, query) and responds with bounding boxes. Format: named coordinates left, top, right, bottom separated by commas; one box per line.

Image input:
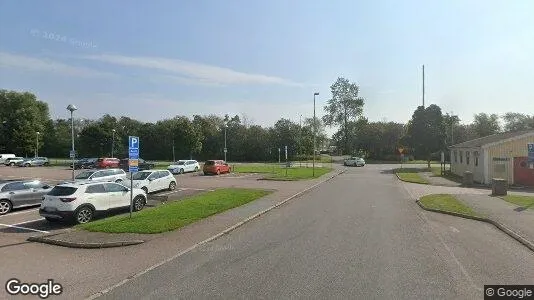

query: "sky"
left=1, top=0, right=533, bottom=137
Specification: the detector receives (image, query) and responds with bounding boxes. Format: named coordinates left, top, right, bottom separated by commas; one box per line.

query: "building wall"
left=485, top=135, right=534, bottom=184
left=451, top=147, right=484, bottom=183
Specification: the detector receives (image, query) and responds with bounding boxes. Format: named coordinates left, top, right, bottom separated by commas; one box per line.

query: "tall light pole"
left=111, top=129, right=116, bottom=158
left=67, top=104, right=77, bottom=181
left=224, top=123, right=228, bottom=162
left=299, top=114, right=302, bottom=167
left=313, top=92, right=319, bottom=177
left=35, top=131, right=40, bottom=157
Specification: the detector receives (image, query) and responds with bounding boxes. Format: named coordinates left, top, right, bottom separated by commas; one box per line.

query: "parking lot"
left=0, top=165, right=266, bottom=247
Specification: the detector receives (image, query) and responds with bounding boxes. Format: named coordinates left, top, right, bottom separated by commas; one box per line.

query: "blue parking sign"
left=129, top=136, right=139, bottom=149
left=528, top=143, right=534, bottom=163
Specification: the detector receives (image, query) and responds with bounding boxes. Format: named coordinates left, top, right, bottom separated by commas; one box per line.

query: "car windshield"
left=174, top=161, right=185, bottom=165
left=47, top=186, right=77, bottom=196
left=205, top=161, right=215, bottom=166
left=75, top=171, right=95, bottom=179
left=132, top=172, right=151, bottom=180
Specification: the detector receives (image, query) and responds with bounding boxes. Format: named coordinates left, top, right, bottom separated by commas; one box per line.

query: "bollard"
left=463, top=171, right=474, bottom=187
left=492, top=178, right=508, bottom=196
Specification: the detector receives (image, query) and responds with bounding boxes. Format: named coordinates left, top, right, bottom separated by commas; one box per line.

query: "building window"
left=454, top=150, right=458, bottom=163
left=460, top=151, right=463, bottom=163
left=474, top=151, right=479, bottom=166
left=466, top=151, right=470, bottom=165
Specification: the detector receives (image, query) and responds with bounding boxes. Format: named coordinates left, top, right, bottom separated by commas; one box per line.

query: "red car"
left=203, top=160, right=231, bottom=175
left=94, top=157, right=120, bottom=169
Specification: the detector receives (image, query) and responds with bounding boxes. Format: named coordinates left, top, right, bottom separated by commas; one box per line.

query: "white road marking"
left=450, top=226, right=460, bottom=233
left=86, top=169, right=345, bottom=300
left=12, top=218, right=45, bottom=225
left=0, top=208, right=40, bottom=218
left=0, top=223, right=49, bottom=233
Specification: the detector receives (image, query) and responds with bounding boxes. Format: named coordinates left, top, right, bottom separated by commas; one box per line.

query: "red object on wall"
left=514, top=157, right=534, bottom=187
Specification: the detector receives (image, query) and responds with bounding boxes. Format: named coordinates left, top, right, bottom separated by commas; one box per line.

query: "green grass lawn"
left=79, top=188, right=272, bottom=234
left=394, top=168, right=429, bottom=184
left=232, top=164, right=332, bottom=180
left=419, top=194, right=480, bottom=217
left=501, top=195, right=534, bottom=210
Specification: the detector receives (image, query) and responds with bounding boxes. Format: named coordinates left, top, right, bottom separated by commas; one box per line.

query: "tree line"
left=1, top=82, right=532, bottom=162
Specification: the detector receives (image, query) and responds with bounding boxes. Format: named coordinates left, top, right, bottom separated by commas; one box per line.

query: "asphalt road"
left=98, top=165, right=534, bottom=299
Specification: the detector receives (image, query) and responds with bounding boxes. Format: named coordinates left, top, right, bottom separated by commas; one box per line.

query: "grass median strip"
left=501, top=195, right=534, bottom=210
left=419, top=194, right=480, bottom=217
left=79, top=188, right=272, bottom=234
left=394, top=168, right=429, bottom=184
left=233, top=164, right=331, bottom=180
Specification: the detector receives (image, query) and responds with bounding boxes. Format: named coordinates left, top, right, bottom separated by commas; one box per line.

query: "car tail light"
left=60, top=197, right=76, bottom=202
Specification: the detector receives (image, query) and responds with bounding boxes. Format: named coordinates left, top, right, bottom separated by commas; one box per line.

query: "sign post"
left=528, top=143, right=534, bottom=169
left=285, top=146, right=288, bottom=176
left=128, top=136, right=140, bottom=218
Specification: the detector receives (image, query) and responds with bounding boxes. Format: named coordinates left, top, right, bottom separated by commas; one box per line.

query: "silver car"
left=0, top=180, right=52, bottom=215
left=16, top=157, right=50, bottom=167
left=72, top=169, right=128, bottom=184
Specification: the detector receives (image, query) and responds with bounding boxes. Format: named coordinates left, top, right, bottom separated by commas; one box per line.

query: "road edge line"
left=85, top=168, right=345, bottom=300
left=415, top=199, right=534, bottom=252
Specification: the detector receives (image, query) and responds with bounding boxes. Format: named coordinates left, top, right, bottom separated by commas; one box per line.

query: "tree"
left=502, top=112, right=534, bottom=132
left=0, top=90, right=50, bottom=156
left=472, top=113, right=501, bottom=137
left=402, top=105, right=446, bottom=168
left=322, top=77, right=365, bottom=154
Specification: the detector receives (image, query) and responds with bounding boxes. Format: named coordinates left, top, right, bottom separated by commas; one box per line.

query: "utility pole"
left=172, top=139, right=175, bottom=162
left=313, top=92, right=319, bottom=177
left=422, top=65, right=426, bottom=107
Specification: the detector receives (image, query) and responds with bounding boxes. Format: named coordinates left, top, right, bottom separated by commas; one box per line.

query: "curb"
left=27, top=234, right=144, bottom=249
left=415, top=200, right=534, bottom=252
left=86, top=168, right=346, bottom=299
left=394, top=172, right=430, bottom=185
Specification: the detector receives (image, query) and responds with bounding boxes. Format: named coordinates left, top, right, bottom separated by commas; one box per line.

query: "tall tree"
left=402, top=105, right=446, bottom=168
left=322, top=77, right=365, bottom=154
left=502, top=112, right=534, bottom=132
left=472, top=113, right=501, bottom=137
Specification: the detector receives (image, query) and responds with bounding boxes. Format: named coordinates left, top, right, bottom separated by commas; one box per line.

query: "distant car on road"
left=203, top=160, right=231, bottom=175
left=4, top=157, right=24, bottom=166
left=72, top=168, right=127, bottom=184
left=167, top=160, right=200, bottom=174
left=0, top=154, right=16, bottom=164
left=40, top=181, right=147, bottom=224
left=119, top=158, right=155, bottom=171
left=94, top=157, right=120, bottom=169
left=71, top=158, right=98, bottom=169
left=344, top=157, right=365, bottom=167
left=0, top=180, right=52, bottom=215
left=16, top=157, right=49, bottom=167
left=131, top=170, right=176, bottom=194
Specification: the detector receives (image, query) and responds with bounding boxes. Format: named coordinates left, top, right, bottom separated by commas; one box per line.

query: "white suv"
left=40, top=181, right=147, bottom=224
left=167, top=160, right=200, bottom=174
left=73, top=169, right=127, bottom=184
left=131, top=170, right=176, bottom=193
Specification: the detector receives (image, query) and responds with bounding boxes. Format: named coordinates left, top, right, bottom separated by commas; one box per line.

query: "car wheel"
left=203, top=172, right=208, bottom=176
left=0, top=200, right=12, bottom=215
left=194, top=166, right=199, bottom=172
left=133, top=196, right=145, bottom=211
left=44, top=162, right=49, bottom=166
left=141, top=187, right=148, bottom=194
left=115, top=179, right=123, bottom=184
left=9, top=162, right=14, bottom=166
left=24, top=163, right=30, bottom=167
left=168, top=181, right=176, bottom=191
left=216, top=169, right=220, bottom=175
left=74, top=206, right=94, bottom=224
left=179, top=168, right=184, bottom=174
left=45, top=217, right=59, bottom=222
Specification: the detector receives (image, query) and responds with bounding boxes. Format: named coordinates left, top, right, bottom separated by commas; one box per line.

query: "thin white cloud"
left=80, top=54, right=304, bottom=86
left=0, top=52, right=115, bottom=78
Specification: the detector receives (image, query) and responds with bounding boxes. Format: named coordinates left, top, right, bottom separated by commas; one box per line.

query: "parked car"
left=344, top=157, right=366, bottom=167
left=167, top=160, right=200, bottom=174
left=72, top=169, right=127, bottom=184
left=40, top=181, right=147, bottom=224
left=0, top=154, right=16, bottom=164
left=71, top=158, right=98, bottom=169
left=119, top=158, right=155, bottom=171
left=203, top=160, right=231, bottom=175
left=4, top=157, right=24, bottom=166
left=131, top=170, right=176, bottom=194
left=16, top=157, right=49, bottom=167
left=94, top=157, right=120, bottom=169
left=0, top=180, right=52, bottom=215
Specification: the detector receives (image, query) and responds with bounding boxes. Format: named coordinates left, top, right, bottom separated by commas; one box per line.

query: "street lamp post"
left=35, top=131, right=40, bottom=157
left=67, top=104, right=77, bottom=181
left=224, top=124, right=228, bottom=162
left=299, top=114, right=302, bottom=167
left=111, top=129, right=116, bottom=158
left=313, top=92, right=319, bottom=177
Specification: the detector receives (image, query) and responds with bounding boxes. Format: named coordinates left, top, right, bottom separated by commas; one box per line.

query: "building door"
left=514, top=157, right=534, bottom=187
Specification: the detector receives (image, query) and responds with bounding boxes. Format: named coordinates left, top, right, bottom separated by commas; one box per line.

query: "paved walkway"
left=401, top=181, right=534, bottom=250
left=419, top=172, right=461, bottom=187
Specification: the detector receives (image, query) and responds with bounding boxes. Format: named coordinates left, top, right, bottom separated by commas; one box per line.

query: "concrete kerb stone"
left=415, top=199, right=534, bottom=252
left=29, top=168, right=347, bottom=250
